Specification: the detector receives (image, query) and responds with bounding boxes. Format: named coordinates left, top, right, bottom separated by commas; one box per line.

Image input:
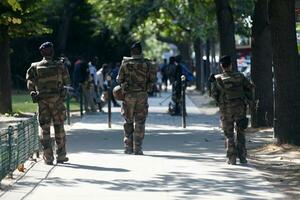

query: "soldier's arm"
left=117, top=60, right=126, bottom=84
left=211, top=82, right=220, bottom=102
left=242, top=74, right=254, bottom=89
left=26, top=65, right=36, bottom=92
left=242, top=75, right=255, bottom=103
left=62, top=64, right=71, bottom=86
left=210, top=75, right=222, bottom=104
left=242, top=76, right=254, bottom=94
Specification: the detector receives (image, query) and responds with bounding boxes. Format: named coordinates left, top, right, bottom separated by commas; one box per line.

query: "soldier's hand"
left=60, top=87, right=68, bottom=99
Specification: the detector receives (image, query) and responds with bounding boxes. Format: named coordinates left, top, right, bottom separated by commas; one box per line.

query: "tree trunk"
left=270, top=0, right=300, bottom=145
left=251, top=0, right=274, bottom=127
left=205, top=39, right=211, bottom=91
left=214, top=0, right=238, bottom=71
left=211, top=39, right=218, bottom=74
left=193, top=38, right=204, bottom=91
left=0, top=25, right=12, bottom=114
left=177, top=42, right=192, bottom=67
left=56, top=1, right=79, bottom=54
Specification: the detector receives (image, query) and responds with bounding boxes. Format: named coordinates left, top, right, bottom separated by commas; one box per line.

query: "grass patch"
left=12, top=94, right=80, bottom=114
left=12, top=94, right=36, bottom=113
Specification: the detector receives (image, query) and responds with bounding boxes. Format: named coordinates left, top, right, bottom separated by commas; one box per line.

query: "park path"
left=0, top=90, right=285, bottom=200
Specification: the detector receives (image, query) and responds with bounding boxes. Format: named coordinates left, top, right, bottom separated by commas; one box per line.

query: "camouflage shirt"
left=117, top=55, right=156, bottom=93
left=26, top=57, right=70, bottom=98
left=211, top=70, right=254, bottom=105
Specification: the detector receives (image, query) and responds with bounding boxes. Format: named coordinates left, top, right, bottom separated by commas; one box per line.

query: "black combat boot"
left=237, top=143, right=247, bottom=164
left=134, top=149, right=144, bottom=155
left=134, top=138, right=144, bottom=155
left=124, top=124, right=134, bottom=154
left=124, top=137, right=133, bottom=154
left=124, top=147, right=133, bottom=154
left=57, top=157, right=69, bottom=164
left=44, top=157, right=54, bottom=165
left=41, top=139, right=54, bottom=165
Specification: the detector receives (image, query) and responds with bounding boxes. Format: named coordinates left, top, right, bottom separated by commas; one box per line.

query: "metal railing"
left=0, top=115, right=39, bottom=182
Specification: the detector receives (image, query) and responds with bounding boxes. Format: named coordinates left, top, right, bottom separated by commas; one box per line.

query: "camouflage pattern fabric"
left=212, top=71, right=253, bottom=104
left=220, top=100, right=246, bottom=163
left=121, top=92, right=148, bottom=152
left=118, top=55, right=156, bottom=153
left=211, top=70, right=254, bottom=163
left=26, top=57, right=70, bottom=99
left=38, top=96, right=67, bottom=161
left=117, top=55, right=156, bottom=94
left=26, top=57, right=70, bottom=162
left=171, top=63, right=183, bottom=114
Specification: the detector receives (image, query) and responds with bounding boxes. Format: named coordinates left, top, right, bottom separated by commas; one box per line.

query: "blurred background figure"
left=160, top=58, right=169, bottom=91
left=148, top=59, right=159, bottom=97
left=156, top=65, right=163, bottom=97
left=88, top=56, right=100, bottom=110
left=96, top=63, right=108, bottom=111
left=110, top=62, right=121, bottom=107
left=73, top=57, right=96, bottom=113
left=168, top=56, right=183, bottom=116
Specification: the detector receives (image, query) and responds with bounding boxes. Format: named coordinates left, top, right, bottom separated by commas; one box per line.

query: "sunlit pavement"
left=0, top=90, right=285, bottom=200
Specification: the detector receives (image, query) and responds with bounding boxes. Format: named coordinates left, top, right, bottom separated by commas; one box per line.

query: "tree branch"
left=156, top=34, right=178, bottom=44
left=162, top=6, right=192, bottom=33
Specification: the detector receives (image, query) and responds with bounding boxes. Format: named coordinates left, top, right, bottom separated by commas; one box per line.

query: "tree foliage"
left=0, top=0, right=51, bottom=38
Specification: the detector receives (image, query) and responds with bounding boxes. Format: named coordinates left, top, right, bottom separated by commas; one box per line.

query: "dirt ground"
left=246, top=128, right=300, bottom=199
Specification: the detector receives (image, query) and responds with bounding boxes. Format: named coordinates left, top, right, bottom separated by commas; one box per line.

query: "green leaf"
left=7, top=0, right=22, bottom=11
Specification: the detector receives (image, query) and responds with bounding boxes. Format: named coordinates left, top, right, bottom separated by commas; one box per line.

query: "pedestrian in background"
left=88, top=57, right=100, bottom=109
left=72, top=56, right=85, bottom=98
left=117, top=42, right=156, bottom=155
left=110, top=63, right=121, bottom=107
left=168, top=56, right=183, bottom=116
left=26, top=42, right=70, bottom=165
left=160, top=58, right=169, bottom=91
left=210, top=55, right=254, bottom=165
left=156, top=65, right=163, bottom=97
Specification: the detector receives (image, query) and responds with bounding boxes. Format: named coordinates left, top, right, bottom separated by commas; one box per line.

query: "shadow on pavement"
left=57, top=163, right=130, bottom=172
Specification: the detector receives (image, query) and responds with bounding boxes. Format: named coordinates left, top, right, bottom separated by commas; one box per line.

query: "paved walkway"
left=0, top=91, right=285, bottom=200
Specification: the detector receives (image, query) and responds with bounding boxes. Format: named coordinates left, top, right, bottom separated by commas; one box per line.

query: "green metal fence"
left=0, top=115, right=39, bottom=181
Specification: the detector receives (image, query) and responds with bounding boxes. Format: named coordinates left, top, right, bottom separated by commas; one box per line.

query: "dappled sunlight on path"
left=0, top=93, right=285, bottom=200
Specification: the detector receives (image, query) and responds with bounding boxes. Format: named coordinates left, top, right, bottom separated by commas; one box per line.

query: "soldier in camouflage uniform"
left=117, top=42, right=156, bottom=155
left=26, top=42, right=70, bottom=165
left=210, top=55, right=254, bottom=165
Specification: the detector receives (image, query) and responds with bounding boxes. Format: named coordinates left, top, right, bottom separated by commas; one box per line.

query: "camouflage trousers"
left=220, top=101, right=247, bottom=161
left=121, top=92, right=148, bottom=152
left=38, top=97, right=67, bottom=162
